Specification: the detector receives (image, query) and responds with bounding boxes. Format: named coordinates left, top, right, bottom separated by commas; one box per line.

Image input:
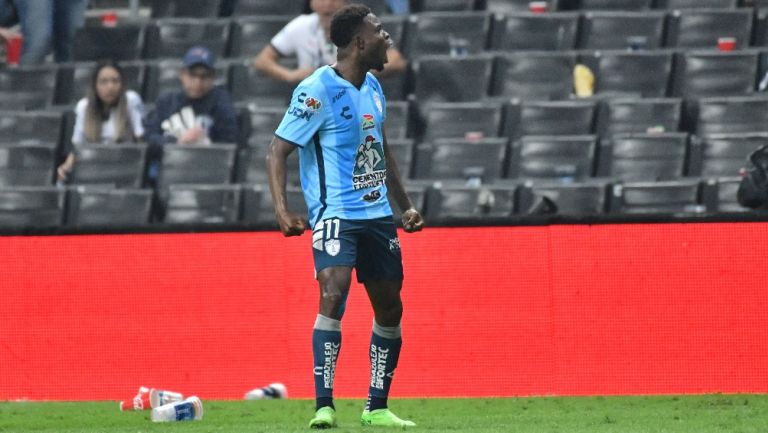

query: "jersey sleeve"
left=274, top=80, right=327, bottom=148
left=270, top=16, right=301, bottom=57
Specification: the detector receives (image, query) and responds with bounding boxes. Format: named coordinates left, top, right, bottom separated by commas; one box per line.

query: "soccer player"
left=266, top=4, right=423, bottom=429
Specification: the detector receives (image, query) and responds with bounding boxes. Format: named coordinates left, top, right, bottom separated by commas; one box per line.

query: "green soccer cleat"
left=309, top=406, right=337, bottom=429
left=361, top=408, right=416, bottom=428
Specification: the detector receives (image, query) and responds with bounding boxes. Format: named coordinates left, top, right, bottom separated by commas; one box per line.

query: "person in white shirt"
left=253, top=0, right=406, bottom=83
left=57, top=60, right=145, bottom=182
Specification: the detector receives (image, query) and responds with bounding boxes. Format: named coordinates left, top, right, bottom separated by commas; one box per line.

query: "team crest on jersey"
left=304, top=96, right=322, bottom=111
left=362, top=114, right=375, bottom=130
left=352, top=135, right=386, bottom=191
left=373, top=92, right=383, bottom=115
left=324, top=239, right=340, bottom=256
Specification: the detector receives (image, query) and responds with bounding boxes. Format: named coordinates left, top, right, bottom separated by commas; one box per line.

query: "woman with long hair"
left=57, top=60, right=145, bottom=182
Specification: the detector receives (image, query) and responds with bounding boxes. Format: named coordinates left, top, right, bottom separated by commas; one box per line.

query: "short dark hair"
left=330, top=4, right=372, bottom=48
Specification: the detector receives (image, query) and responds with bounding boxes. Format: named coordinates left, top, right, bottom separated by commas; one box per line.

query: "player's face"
left=180, top=65, right=215, bottom=100
left=361, top=14, right=390, bottom=72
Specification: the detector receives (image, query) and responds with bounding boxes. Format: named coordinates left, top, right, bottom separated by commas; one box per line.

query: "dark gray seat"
left=412, top=54, right=494, bottom=103
left=671, top=50, right=759, bottom=98
left=666, top=9, right=753, bottom=49
left=596, top=132, right=689, bottom=181
left=387, top=138, right=416, bottom=179
left=230, top=16, right=293, bottom=58
left=164, top=184, right=241, bottom=224
left=0, top=143, right=55, bottom=186
left=158, top=144, right=236, bottom=189
left=504, top=100, right=596, bottom=139
left=693, top=96, right=768, bottom=135
left=517, top=181, right=608, bottom=215
left=0, top=111, right=63, bottom=144
left=490, top=12, right=578, bottom=51
left=484, top=0, right=561, bottom=14
left=151, top=0, right=223, bottom=17
left=426, top=184, right=517, bottom=220
left=406, top=12, right=491, bottom=57
left=229, top=59, right=296, bottom=107
left=577, top=0, right=653, bottom=10
left=72, top=25, right=145, bottom=61
left=581, top=50, right=673, bottom=98
left=655, top=0, right=738, bottom=8
left=415, top=0, right=478, bottom=12
left=507, top=135, right=597, bottom=182
left=145, top=18, right=232, bottom=59
left=0, top=65, right=58, bottom=110
left=241, top=183, right=306, bottom=226
left=596, top=98, right=682, bottom=136
left=421, top=101, right=503, bottom=140
left=0, top=186, right=65, bottom=227
left=608, top=180, right=703, bottom=214
left=688, top=133, right=768, bottom=178
left=413, top=137, right=508, bottom=181
left=66, top=186, right=152, bottom=226
left=232, top=0, right=306, bottom=16
left=70, top=145, right=147, bottom=188
left=700, top=176, right=749, bottom=213
left=385, top=101, right=411, bottom=139
left=491, top=51, right=576, bottom=100
left=577, top=11, right=666, bottom=50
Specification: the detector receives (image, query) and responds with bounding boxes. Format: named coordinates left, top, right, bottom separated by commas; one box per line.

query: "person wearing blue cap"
left=143, top=45, right=239, bottom=182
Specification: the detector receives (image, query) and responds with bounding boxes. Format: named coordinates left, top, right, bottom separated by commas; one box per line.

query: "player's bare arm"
left=253, top=45, right=314, bottom=83
left=383, top=129, right=424, bottom=233
left=266, top=136, right=307, bottom=236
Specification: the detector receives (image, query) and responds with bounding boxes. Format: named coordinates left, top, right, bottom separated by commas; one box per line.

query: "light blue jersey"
left=275, top=66, right=393, bottom=228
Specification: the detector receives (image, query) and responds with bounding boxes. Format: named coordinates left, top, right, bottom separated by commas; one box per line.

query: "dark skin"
left=266, top=13, right=424, bottom=327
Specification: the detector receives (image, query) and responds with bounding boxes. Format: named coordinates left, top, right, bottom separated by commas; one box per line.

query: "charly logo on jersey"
left=353, top=135, right=386, bottom=191
left=373, top=92, right=383, bottom=115
left=362, top=113, right=375, bottom=130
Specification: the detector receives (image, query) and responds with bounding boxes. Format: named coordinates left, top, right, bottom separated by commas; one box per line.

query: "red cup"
left=120, top=387, right=151, bottom=411
left=101, top=11, right=118, bottom=27
left=528, top=1, right=548, bottom=13
left=5, top=35, right=22, bottom=65
left=717, top=37, right=736, bottom=52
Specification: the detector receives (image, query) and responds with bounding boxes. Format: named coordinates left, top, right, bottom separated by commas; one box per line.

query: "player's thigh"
left=312, top=217, right=359, bottom=276
left=356, top=217, right=404, bottom=284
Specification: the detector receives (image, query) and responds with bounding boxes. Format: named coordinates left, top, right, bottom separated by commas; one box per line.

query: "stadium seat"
left=0, top=111, right=64, bottom=144
left=516, top=181, right=608, bottom=215
left=692, top=96, right=768, bottom=136
left=0, top=186, right=64, bottom=228
left=425, top=184, right=516, bottom=220
left=420, top=101, right=503, bottom=141
left=229, top=59, right=296, bottom=107
left=490, top=51, right=576, bottom=100
left=580, top=50, right=673, bottom=98
left=577, top=11, right=666, bottom=50
left=700, top=176, right=749, bottom=213
left=412, top=54, right=494, bottom=103
left=484, top=0, right=561, bottom=14
left=671, top=51, right=759, bottom=98
left=144, top=19, right=232, bottom=59
left=244, top=105, right=285, bottom=148
left=241, top=183, right=306, bottom=225
left=406, top=12, right=490, bottom=57
left=412, top=137, right=508, bottom=181
left=504, top=100, right=596, bottom=139
left=687, top=133, right=768, bottom=178
left=144, top=59, right=231, bottom=102
left=507, top=135, right=597, bottom=182
left=414, top=0, right=477, bottom=11
left=72, top=25, right=145, bottom=62
left=157, top=144, right=237, bottom=189
left=231, top=0, right=305, bottom=16
left=490, top=12, right=578, bottom=51
left=576, top=0, right=653, bottom=10
left=56, top=61, right=147, bottom=106
left=608, top=180, right=703, bottom=214
left=596, top=97, right=682, bottom=136
left=0, top=143, right=56, bottom=186
left=164, top=184, right=242, bottom=224
left=386, top=138, right=416, bottom=179
left=235, top=142, right=299, bottom=186
left=655, top=0, right=739, bottom=8
left=69, top=145, right=147, bottom=188
left=596, top=132, right=689, bottom=181
left=666, top=9, right=753, bottom=50
left=385, top=100, right=411, bottom=139
left=151, top=0, right=223, bottom=17
left=0, top=65, right=59, bottom=110
left=66, top=186, right=152, bottom=226
left=229, top=16, right=292, bottom=58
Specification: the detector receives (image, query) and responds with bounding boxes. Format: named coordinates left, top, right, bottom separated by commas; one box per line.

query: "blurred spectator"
left=143, top=46, right=238, bottom=181
left=253, top=0, right=406, bottom=83
left=57, top=60, right=145, bottom=182
left=11, top=0, right=88, bottom=64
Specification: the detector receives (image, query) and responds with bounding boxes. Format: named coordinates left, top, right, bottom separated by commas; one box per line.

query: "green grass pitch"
left=2, top=395, right=767, bottom=433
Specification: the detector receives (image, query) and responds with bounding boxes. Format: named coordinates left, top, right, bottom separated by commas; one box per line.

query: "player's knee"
left=320, top=288, right=346, bottom=308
